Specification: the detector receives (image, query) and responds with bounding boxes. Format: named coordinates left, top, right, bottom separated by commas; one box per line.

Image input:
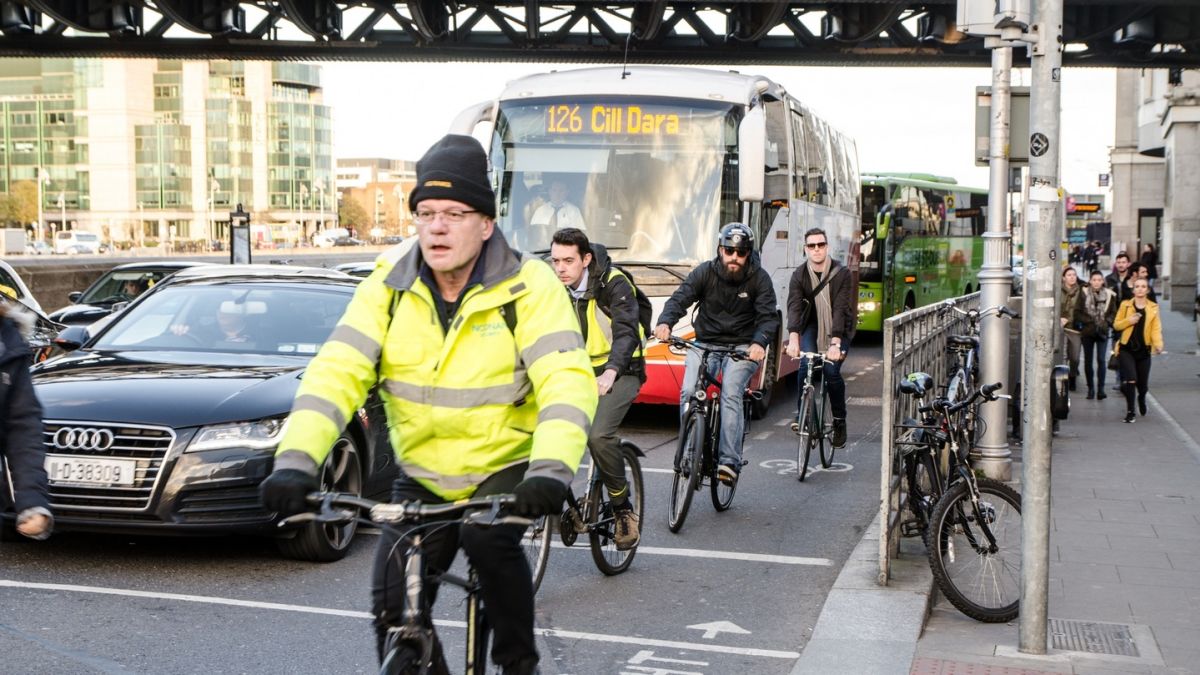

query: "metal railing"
left=877, top=291, right=980, bottom=585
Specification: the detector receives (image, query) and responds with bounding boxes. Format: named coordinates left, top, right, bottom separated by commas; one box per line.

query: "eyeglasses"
left=414, top=209, right=479, bottom=224
left=805, top=241, right=828, bottom=250
left=721, top=246, right=750, bottom=258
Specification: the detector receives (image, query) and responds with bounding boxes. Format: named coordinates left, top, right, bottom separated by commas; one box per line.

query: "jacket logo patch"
left=472, top=321, right=507, bottom=338
left=425, top=180, right=452, bottom=188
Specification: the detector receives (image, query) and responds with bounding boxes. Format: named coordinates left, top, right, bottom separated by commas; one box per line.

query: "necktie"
left=548, top=207, right=559, bottom=229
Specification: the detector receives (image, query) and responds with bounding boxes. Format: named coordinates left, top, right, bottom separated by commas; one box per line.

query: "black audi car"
left=9, top=265, right=397, bottom=561
left=48, top=261, right=212, bottom=327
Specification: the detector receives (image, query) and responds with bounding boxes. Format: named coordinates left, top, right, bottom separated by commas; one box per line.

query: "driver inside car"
left=170, top=300, right=262, bottom=347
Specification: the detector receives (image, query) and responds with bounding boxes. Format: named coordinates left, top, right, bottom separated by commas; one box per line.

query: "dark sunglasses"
left=721, top=246, right=750, bottom=258
left=805, top=241, right=828, bottom=250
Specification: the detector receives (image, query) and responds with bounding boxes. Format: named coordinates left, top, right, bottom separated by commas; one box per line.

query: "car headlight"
left=858, top=301, right=879, bottom=313
left=187, top=418, right=289, bottom=453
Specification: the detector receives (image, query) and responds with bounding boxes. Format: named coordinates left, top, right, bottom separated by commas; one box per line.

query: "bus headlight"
left=858, top=301, right=879, bottom=314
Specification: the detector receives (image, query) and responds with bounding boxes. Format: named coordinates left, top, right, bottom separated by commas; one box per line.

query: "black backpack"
left=600, top=265, right=653, bottom=338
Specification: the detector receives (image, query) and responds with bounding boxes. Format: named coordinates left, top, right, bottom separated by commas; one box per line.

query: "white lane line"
left=545, top=544, right=832, bottom=566
left=774, top=417, right=791, bottom=427
left=580, top=463, right=674, bottom=475
left=0, top=580, right=799, bottom=660
left=753, top=431, right=772, bottom=440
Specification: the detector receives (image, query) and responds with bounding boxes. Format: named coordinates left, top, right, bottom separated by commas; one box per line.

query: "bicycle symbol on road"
left=759, top=459, right=854, bottom=476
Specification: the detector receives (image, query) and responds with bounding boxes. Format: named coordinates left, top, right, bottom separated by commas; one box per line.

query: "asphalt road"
left=0, top=339, right=887, bottom=675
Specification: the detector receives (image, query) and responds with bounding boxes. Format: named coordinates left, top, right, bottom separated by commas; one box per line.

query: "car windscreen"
left=80, top=269, right=179, bottom=305
left=92, top=283, right=353, bottom=355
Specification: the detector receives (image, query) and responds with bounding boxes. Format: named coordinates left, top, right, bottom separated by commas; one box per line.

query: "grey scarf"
left=1084, top=287, right=1109, bottom=333
left=807, top=264, right=835, bottom=351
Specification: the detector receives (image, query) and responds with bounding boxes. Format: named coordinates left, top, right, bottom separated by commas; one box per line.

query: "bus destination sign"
left=546, top=104, right=681, bottom=136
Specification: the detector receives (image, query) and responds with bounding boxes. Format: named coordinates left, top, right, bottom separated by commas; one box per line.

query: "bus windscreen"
left=491, top=98, right=739, bottom=264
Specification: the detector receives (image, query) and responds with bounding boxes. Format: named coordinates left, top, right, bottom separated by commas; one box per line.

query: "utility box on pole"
left=229, top=204, right=251, bottom=265
left=976, top=87, right=1031, bottom=166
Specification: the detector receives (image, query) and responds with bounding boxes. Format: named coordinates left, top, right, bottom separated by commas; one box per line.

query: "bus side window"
left=802, top=109, right=828, bottom=205
left=790, top=109, right=808, bottom=201
left=923, top=189, right=945, bottom=236
left=763, top=98, right=789, bottom=201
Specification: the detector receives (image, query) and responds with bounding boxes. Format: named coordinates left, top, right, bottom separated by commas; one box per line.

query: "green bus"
left=857, top=173, right=988, bottom=332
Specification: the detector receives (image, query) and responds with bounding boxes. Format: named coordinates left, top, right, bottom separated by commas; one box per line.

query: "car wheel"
left=276, top=434, right=363, bottom=562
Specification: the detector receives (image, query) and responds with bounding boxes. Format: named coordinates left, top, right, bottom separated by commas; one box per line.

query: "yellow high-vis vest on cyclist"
left=274, top=235, right=597, bottom=500
left=581, top=268, right=645, bottom=369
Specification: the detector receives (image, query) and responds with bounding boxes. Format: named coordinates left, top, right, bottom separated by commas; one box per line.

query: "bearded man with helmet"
left=653, top=223, right=779, bottom=485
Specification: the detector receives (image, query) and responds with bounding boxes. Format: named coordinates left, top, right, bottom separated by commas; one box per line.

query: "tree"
left=338, top=199, right=370, bottom=231
left=7, top=180, right=39, bottom=227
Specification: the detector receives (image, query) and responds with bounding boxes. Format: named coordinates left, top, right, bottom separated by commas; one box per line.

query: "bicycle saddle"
left=947, top=335, right=979, bottom=350
left=899, top=372, right=934, bottom=397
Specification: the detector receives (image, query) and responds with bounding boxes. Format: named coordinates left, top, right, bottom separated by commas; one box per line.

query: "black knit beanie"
left=408, top=134, right=496, bottom=218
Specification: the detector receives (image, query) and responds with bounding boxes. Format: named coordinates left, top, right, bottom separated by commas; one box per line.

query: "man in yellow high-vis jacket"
left=260, top=134, right=596, bottom=675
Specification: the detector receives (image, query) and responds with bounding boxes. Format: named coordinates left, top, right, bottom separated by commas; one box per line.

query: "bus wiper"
left=613, top=260, right=689, bottom=282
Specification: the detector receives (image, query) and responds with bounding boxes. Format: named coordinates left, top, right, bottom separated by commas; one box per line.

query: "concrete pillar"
left=1162, top=78, right=1200, bottom=312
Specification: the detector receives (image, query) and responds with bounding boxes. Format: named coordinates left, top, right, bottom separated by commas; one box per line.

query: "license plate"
left=44, top=454, right=137, bottom=486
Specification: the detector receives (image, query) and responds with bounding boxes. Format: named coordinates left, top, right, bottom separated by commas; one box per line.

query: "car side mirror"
left=110, top=301, right=129, bottom=314
left=68, top=291, right=83, bottom=303
left=53, top=325, right=89, bottom=352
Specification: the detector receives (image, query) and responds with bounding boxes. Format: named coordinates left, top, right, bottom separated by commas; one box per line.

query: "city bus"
left=451, top=66, right=861, bottom=413
left=856, top=173, right=987, bottom=332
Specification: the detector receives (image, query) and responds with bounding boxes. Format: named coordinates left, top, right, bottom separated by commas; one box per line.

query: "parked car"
left=10, top=265, right=396, bottom=560
left=332, top=236, right=366, bottom=247
left=0, top=259, right=44, bottom=314
left=24, top=240, right=52, bottom=255
left=331, top=261, right=374, bottom=278
left=1011, top=254, right=1024, bottom=296
left=54, top=230, right=102, bottom=254
left=48, top=261, right=212, bottom=328
left=312, top=227, right=350, bottom=248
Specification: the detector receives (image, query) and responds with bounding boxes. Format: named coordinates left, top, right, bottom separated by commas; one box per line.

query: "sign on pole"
left=230, top=203, right=251, bottom=264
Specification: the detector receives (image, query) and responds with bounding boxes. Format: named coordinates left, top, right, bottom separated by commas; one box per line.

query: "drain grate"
left=1049, top=618, right=1139, bottom=657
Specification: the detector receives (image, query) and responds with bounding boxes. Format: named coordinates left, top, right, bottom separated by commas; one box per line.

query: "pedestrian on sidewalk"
left=1112, top=278, right=1163, bottom=423
left=1060, top=266, right=1082, bottom=391
left=1074, top=270, right=1117, bottom=399
left=1105, top=251, right=1132, bottom=301
left=1131, top=261, right=1158, bottom=302
left=1140, top=243, right=1158, bottom=288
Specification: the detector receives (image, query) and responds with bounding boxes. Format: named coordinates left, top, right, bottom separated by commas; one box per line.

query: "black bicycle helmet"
left=718, top=222, right=754, bottom=252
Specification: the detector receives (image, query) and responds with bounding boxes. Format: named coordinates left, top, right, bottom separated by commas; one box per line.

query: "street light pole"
left=298, top=182, right=309, bottom=246
left=35, top=167, right=48, bottom=244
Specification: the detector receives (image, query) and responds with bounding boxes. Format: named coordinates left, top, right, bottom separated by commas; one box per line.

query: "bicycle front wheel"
left=589, top=443, right=645, bottom=575
left=521, top=515, right=552, bottom=594
left=710, top=450, right=737, bottom=512
left=928, top=478, right=1022, bottom=622
left=668, top=412, right=703, bottom=533
left=818, top=388, right=835, bottom=468
left=796, top=389, right=814, bottom=482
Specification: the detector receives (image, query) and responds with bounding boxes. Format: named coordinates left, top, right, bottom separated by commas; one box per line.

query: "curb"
left=789, top=515, right=934, bottom=675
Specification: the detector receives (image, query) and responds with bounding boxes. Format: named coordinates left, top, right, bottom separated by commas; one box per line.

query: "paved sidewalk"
left=912, top=307, right=1200, bottom=674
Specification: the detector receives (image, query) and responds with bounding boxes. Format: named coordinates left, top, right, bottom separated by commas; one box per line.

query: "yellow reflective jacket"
left=274, top=233, right=597, bottom=499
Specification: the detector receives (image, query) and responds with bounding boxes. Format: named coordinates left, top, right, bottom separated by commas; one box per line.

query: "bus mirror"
left=738, top=107, right=766, bottom=202
left=876, top=204, right=892, bottom=239
left=449, top=100, right=496, bottom=136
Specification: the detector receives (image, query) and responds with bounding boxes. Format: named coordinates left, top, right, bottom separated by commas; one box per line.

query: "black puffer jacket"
left=569, top=243, right=645, bottom=378
left=657, top=251, right=779, bottom=348
left=0, top=303, right=50, bottom=515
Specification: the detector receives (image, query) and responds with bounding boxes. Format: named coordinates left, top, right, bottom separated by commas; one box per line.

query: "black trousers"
left=370, top=463, right=536, bottom=673
left=1117, top=348, right=1151, bottom=410
left=1080, top=332, right=1109, bottom=391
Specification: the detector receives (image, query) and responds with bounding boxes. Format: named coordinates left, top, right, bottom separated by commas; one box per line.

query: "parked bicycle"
left=897, top=379, right=1023, bottom=622
left=280, top=492, right=530, bottom=675
left=938, top=302, right=1019, bottom=445
left=790, top=350, right=835, bottom=481
left=665, top=336, right=759, bottom=533
left=559, top=439, right=646, bottom=575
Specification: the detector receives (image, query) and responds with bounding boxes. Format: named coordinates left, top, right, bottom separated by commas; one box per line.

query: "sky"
left=320, top=62, right=1116, bottom=196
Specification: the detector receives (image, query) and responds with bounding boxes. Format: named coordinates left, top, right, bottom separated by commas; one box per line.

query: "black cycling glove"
left=511, top=477, right=568, bottom=517
left=260, top=469, right=318, bottom=517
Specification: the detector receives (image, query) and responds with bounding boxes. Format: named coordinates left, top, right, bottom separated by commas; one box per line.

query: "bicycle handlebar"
left=939, top=301, right=1020, bottom=321
left=277, top=493, right=530, bottom=528
left=666, top=336, right=751, bottom=361
left=932, top=382, right=1008, bottom=416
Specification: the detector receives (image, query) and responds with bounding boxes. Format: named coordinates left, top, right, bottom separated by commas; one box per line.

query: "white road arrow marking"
left=687, top=621, right=751, bottom=640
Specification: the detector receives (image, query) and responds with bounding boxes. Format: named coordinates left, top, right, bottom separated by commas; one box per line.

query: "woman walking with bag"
left=1112, top=278, right=1163, bottom=423
left=1074, top=270, right=1116, bottom=400
left=1060, top=267, right=1083, bottom=391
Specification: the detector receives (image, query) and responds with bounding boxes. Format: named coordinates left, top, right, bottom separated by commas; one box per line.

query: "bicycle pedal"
left=900, top=520, right=923, bottom=538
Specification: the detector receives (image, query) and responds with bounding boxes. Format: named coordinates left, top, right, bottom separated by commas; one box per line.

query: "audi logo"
left=52, top=427, right=116, bottom=452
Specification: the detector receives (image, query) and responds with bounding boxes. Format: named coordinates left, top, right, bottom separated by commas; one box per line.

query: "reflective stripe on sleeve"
left=327, top=324, right=382, bottom=363
left=536, top=402, right=592, bottom=435
left=520, top=329, right=584, bottom=367
left=292, top=394, right=348, bottom=432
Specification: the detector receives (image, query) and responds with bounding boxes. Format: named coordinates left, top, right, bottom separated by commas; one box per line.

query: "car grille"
left=43, top=421, right=175, bottom=512
left=176, top=485, right=269, bottom=523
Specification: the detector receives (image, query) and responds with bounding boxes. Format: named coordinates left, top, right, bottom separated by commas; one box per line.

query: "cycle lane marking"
left=0, top=580, right=800, bottom=660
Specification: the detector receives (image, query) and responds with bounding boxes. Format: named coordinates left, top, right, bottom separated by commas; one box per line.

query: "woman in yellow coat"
left=1111, top=278, right=1164, bottom=423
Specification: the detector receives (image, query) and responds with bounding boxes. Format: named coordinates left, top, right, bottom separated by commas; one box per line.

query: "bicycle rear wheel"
left=795, top=389, right=814, bottom=482
left=928, top=478, right=1022, bottom=622
left=904, top=450, right=940, bottom=549
left=817, top=388, right=835, bottom=468
left=589, top=443, right=645, bottom=575
left=668, top=412, right=703, bottom=533
left=521, top=515, right=552, bottom=594
left=379, top=640, right=421, bottom=675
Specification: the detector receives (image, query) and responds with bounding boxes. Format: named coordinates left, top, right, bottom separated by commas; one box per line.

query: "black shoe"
left=1069, top=378, right=1077, bottom=392
left=1139, top=395, right=1147, bottom=416
left=1124, top=411, right=1136, bottom=423
left=831, top=418, right=847, bottom=449
left=1097, top=390, right=1107, bottom=400
left=1086, top=388, right=1095, bottom=400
